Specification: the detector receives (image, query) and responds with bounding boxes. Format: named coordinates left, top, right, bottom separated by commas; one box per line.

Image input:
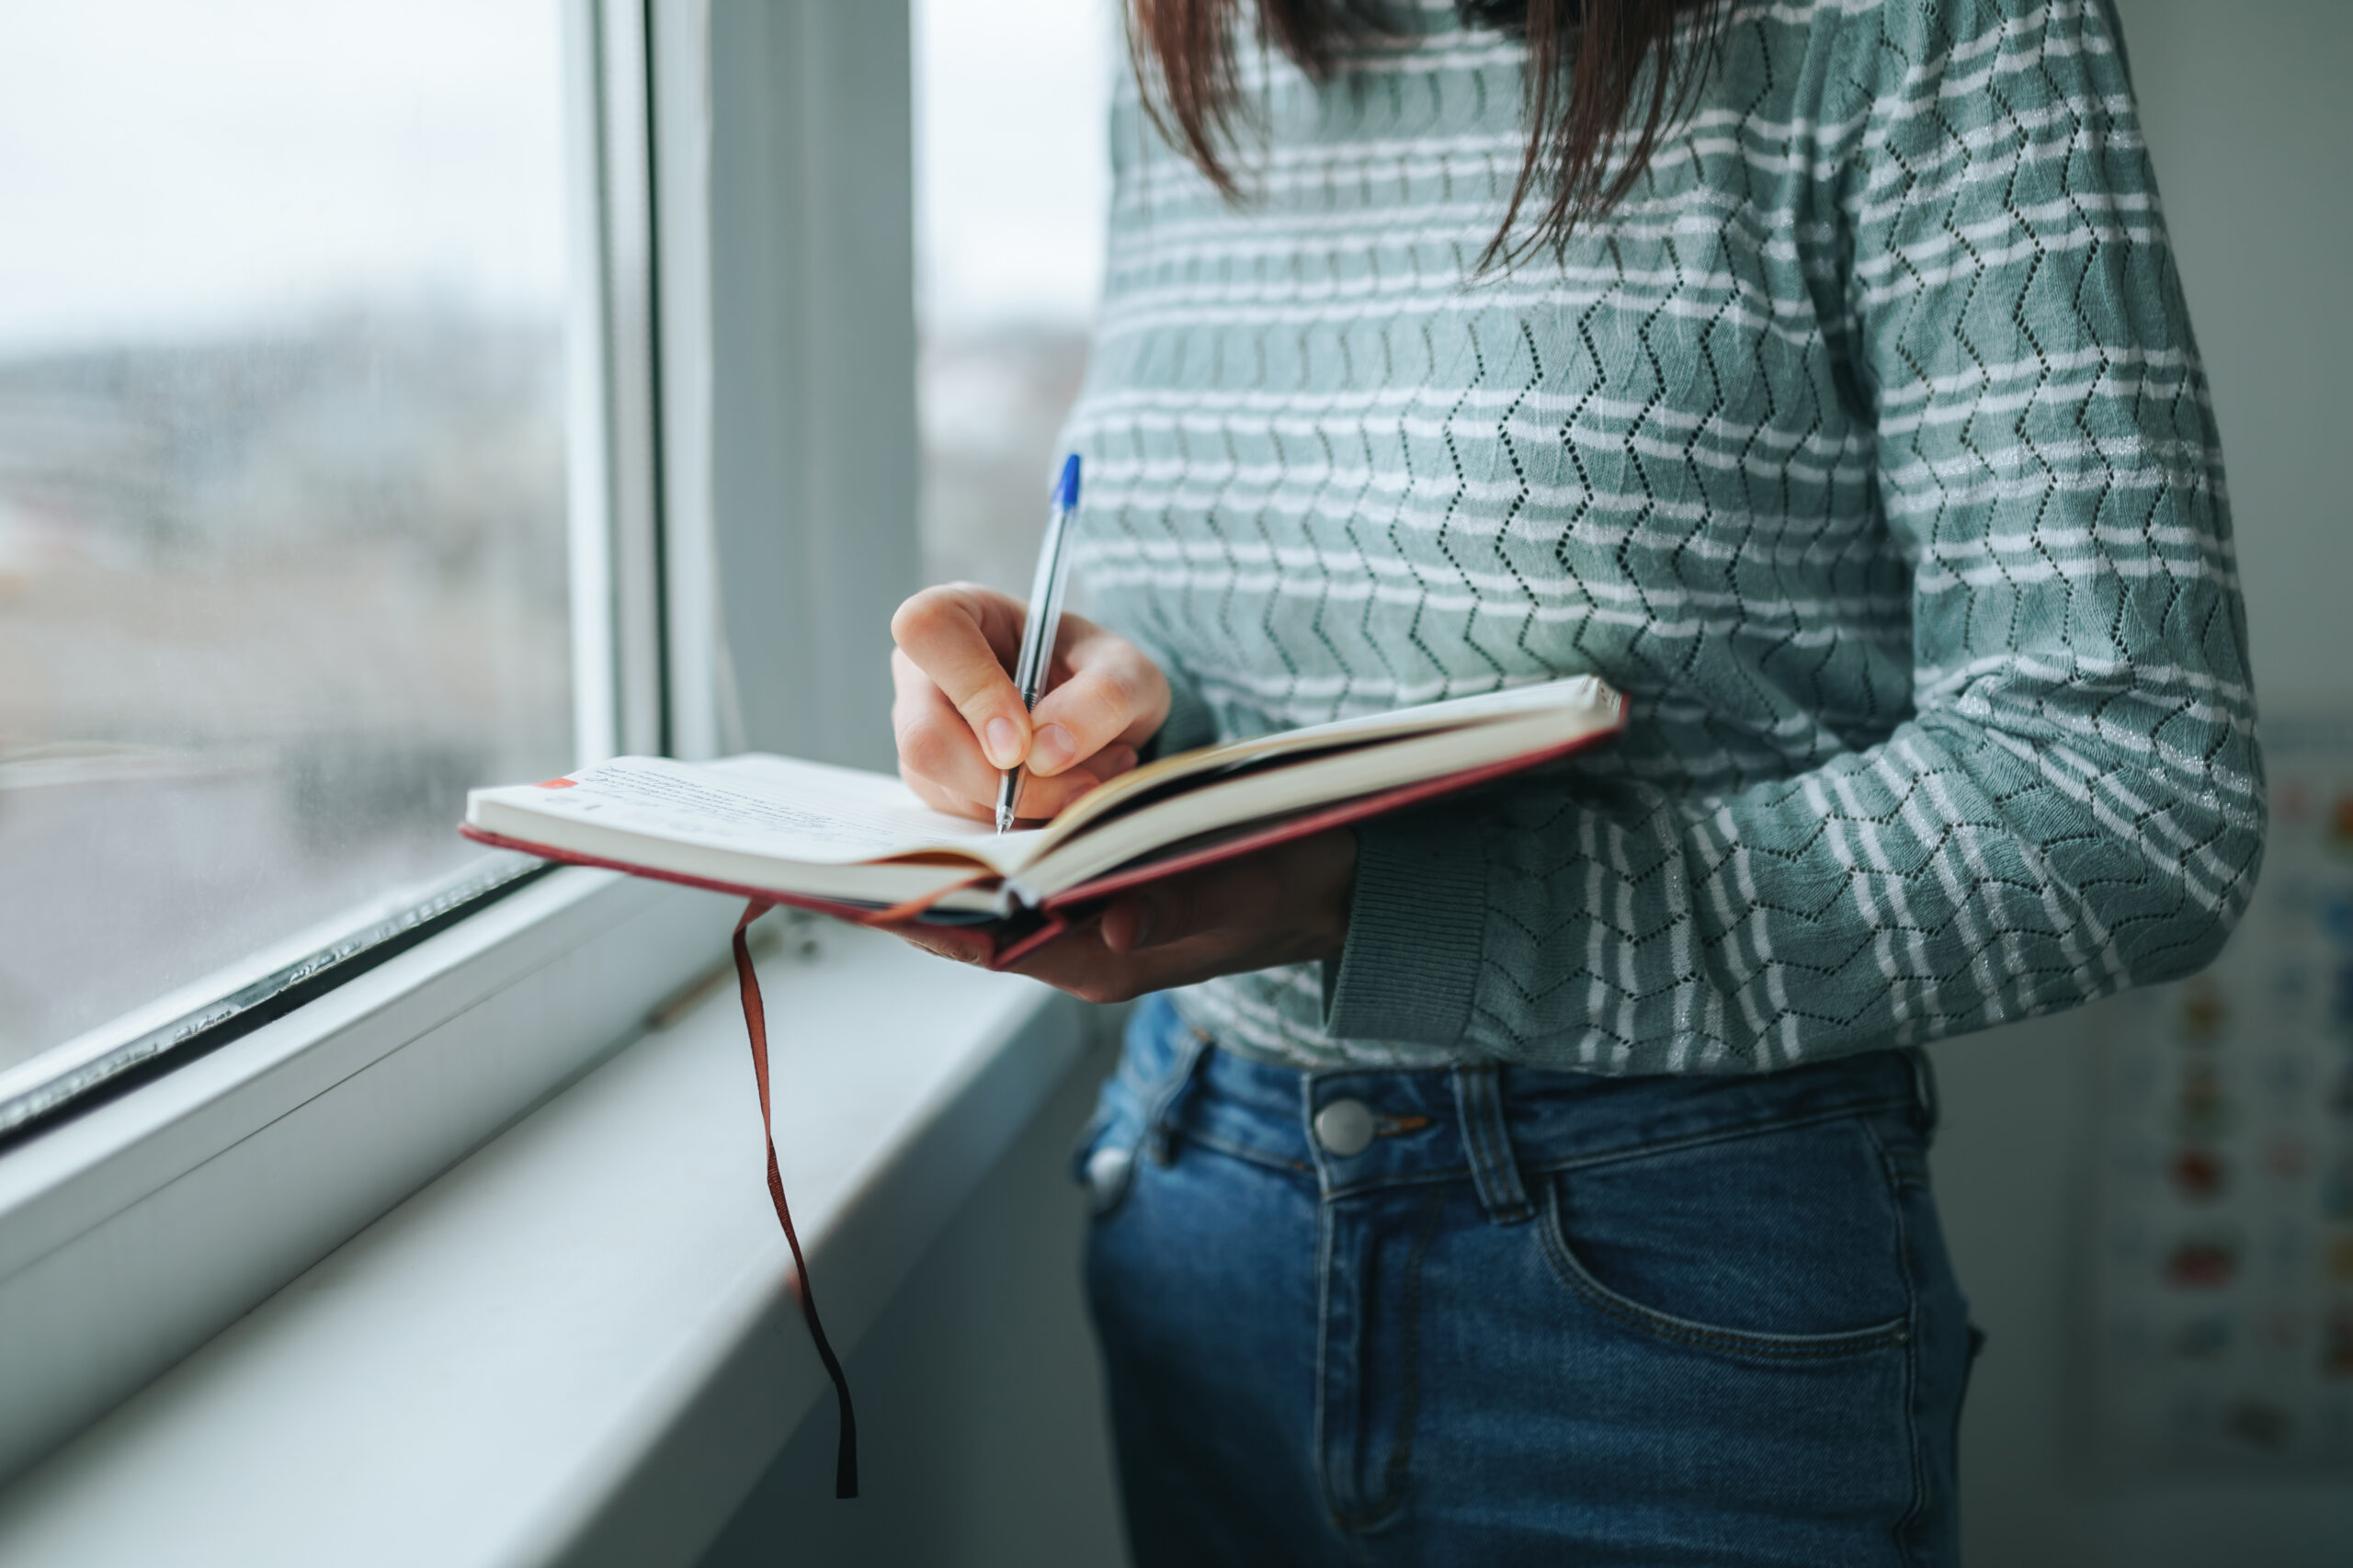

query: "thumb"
left=1100, top=871, right=1215, bottom=953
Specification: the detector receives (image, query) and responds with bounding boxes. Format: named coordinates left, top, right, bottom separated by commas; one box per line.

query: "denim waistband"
left=1113, top=996, right=1935, bottom=1211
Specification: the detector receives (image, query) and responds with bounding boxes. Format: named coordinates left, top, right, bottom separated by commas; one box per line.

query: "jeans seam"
left=1142, top=1031, right=1211, bottom=1165
left=1904, top=1047, right=1941, bottom=1142
left=1309, top=1096, right=1923, bottom=1204
left=1536, top=1181, right=1910, bottom=1360
left=1329, top=1187, right=1444, bottom=1535
left=1156, top=1064, right=1915, bottom=1199
left=1529, top=1096, right=1921, bottom=1173
left=1313, top=1193, right=1342, bottom=1538
left=1864, top=1116, right=1932, bottom=1568
left=1451, top=1065, right=1532, bottom=1224
left=1176, top=1127, right=1314, bottom=1175
left=1867, top=1105, right=1935, bottom=1192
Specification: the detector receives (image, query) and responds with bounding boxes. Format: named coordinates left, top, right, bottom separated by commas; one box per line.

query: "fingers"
left=893, top=650, right=1131, bottom=818
left=992, top=914, right=1165, bottom=1005
left=1096, top=897, right=1153, bottom=954
left=1006, top=745, right=1137, bottom=824
left=892, top=650, right=1002, bottom=812
left=898, top=764, right=990, bottom=822
left=1098, top=856, right=1263, bottom=954
left=1024, top=623, right=1171, bottom=778
left=1099, top=830, right=1357, bottom=954
left=1094, top=744, right=1143, bottom=778
left=889, top=654, right=1129, bottom=819
left=897, top=744, right=1114, bottom=824
left=894, top=832, right=1358, bottom=1002
left=890, top=584, right=1033, bottom=768
left=891, top=585, right=1160, bottom=818
left=1005, top=765, right=1114, bottom=824
left=1003, top=914, right=1260, bottom=1004
left=877, top=919, right=995, bottom=966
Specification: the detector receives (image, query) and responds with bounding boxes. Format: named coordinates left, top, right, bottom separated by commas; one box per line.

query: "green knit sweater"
left=1060, top=0, right=2263, bottom=1072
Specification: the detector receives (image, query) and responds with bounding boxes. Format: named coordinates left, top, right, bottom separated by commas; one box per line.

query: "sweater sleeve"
left=1324, top=0, right=2265, bottom=1071
left=1070, top=548, right=1220, bottom=760
left=1144, top=663, right=1219, bottom=760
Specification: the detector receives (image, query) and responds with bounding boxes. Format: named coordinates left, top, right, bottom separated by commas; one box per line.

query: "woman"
left=888, top=0, right=2260, bottom=1562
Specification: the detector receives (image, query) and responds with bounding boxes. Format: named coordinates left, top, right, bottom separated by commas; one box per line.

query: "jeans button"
left=1313, top=1097, right=1375, bottom=1157
left=1086, top=1144, right=1132, bottom=1206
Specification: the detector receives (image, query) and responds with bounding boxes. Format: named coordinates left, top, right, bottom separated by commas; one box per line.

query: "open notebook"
left=462, top=675, right=1624, bottom=956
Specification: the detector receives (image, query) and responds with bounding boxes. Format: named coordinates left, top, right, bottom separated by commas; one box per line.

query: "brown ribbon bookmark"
left=732, top=901, right=858, bottom=1500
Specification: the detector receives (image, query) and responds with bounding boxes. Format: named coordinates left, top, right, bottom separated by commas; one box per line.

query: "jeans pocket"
left=1075, top=993, right=1209, bottom=1218
left=1067, top=1092, right=1136, bottom=1213
left=1535, top=1115, right=1914, bottom=1360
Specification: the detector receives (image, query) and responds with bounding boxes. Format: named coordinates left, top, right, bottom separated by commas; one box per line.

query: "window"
left=0, top=0, right=947, bottom=1499
left=913, top=0, right=1113, bottom=595
left=0, top=2, right=573, bottom=1096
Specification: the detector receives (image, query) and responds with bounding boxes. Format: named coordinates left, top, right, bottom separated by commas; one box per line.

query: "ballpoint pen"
left=996, top=453, right=1083, bottom=833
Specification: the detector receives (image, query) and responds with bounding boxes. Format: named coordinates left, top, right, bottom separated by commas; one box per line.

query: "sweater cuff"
left=1323, top=808, right=1485, bottom=1046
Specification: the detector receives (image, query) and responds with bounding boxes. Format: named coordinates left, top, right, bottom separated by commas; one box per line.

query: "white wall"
left=2113, top=0, right=2353, bottom=715
left=1933, top=1018, right=2353, bottom=1564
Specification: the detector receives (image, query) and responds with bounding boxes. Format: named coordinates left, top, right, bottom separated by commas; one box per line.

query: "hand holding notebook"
left=462, top=674, right=1626, bottom=969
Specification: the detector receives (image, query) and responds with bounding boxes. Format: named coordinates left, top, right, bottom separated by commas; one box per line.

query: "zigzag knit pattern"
left=1060, top=0, right=2264, bottom=1072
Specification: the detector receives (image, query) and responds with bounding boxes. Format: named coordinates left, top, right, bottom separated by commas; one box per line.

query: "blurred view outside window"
left=914, top=0, right=1111, bottom=595
left=0, top=2, right=573, bottom=1075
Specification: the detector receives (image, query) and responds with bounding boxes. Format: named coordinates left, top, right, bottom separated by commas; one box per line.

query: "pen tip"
left=1055, top=453, right=1081, bottom=512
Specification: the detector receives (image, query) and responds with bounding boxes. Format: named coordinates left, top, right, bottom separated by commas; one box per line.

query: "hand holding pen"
left=996, top=455, right=1083, bottom=831
left=886, top=455, right=1174, bottom=828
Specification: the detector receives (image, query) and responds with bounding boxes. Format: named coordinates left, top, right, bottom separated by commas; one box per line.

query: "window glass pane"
left=914, top=0, right=1111, bottom=595
left=0, top=1, right=572, bottom=1075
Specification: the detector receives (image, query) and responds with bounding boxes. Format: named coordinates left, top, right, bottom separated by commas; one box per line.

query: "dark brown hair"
left=1126, top=0, right=1725, bottom=269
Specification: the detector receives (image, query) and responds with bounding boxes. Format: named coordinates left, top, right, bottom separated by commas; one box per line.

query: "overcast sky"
left=0, top=0, right=569, bottom=355
left=0, top=0, right=1109, bottom=357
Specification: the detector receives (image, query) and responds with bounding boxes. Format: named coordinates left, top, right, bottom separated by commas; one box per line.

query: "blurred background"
left=2, top=1, right=2347, bottom=1562
left=0, top=0, right=574, bottom=1069
left=912, top=0, right=1104, bottom=597
left=0, top=0, right=1104, bottom=1076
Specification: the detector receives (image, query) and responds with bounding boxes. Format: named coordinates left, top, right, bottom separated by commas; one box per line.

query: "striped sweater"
left=1059, top=0, right=2263, bottom=1072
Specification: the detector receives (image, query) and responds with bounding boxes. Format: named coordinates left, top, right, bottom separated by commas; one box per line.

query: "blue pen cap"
left=1054, top=452, right=1081, bottom=512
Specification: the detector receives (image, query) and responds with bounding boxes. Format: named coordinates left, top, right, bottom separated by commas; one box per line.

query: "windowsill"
left=0, top=920, right=1091, bottom=1568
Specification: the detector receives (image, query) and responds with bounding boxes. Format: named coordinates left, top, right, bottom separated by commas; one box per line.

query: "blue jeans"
left=1075, top=995, right=1979, bottom=1567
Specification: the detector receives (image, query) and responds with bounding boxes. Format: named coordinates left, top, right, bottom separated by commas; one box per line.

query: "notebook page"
left=492, top=756, right=1040, bottom=872
left=1032, top=675, right=1620, bottom=847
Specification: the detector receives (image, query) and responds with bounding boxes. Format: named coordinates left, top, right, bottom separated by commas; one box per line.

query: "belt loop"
left=1449, top=1064, right=1531, bottom=1224
left=1143, top=1026, right=1213, bottom=1165
left=1905, top=1047, right=1941, bottom=1140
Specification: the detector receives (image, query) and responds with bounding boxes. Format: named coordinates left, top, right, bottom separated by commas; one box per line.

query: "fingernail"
left=1127, top=904, right=1158, bottom=949
left=1029, top=724, right=1076, bottom=774
left=984, top=717, right=1022, bottom=768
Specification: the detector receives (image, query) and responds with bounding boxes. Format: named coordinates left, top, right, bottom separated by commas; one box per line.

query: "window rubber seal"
left=0, top=858, right=558, bottom=1153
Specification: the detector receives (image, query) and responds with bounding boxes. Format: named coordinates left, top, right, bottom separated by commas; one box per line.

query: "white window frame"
left=0, top=0, right=925, bottom=1491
